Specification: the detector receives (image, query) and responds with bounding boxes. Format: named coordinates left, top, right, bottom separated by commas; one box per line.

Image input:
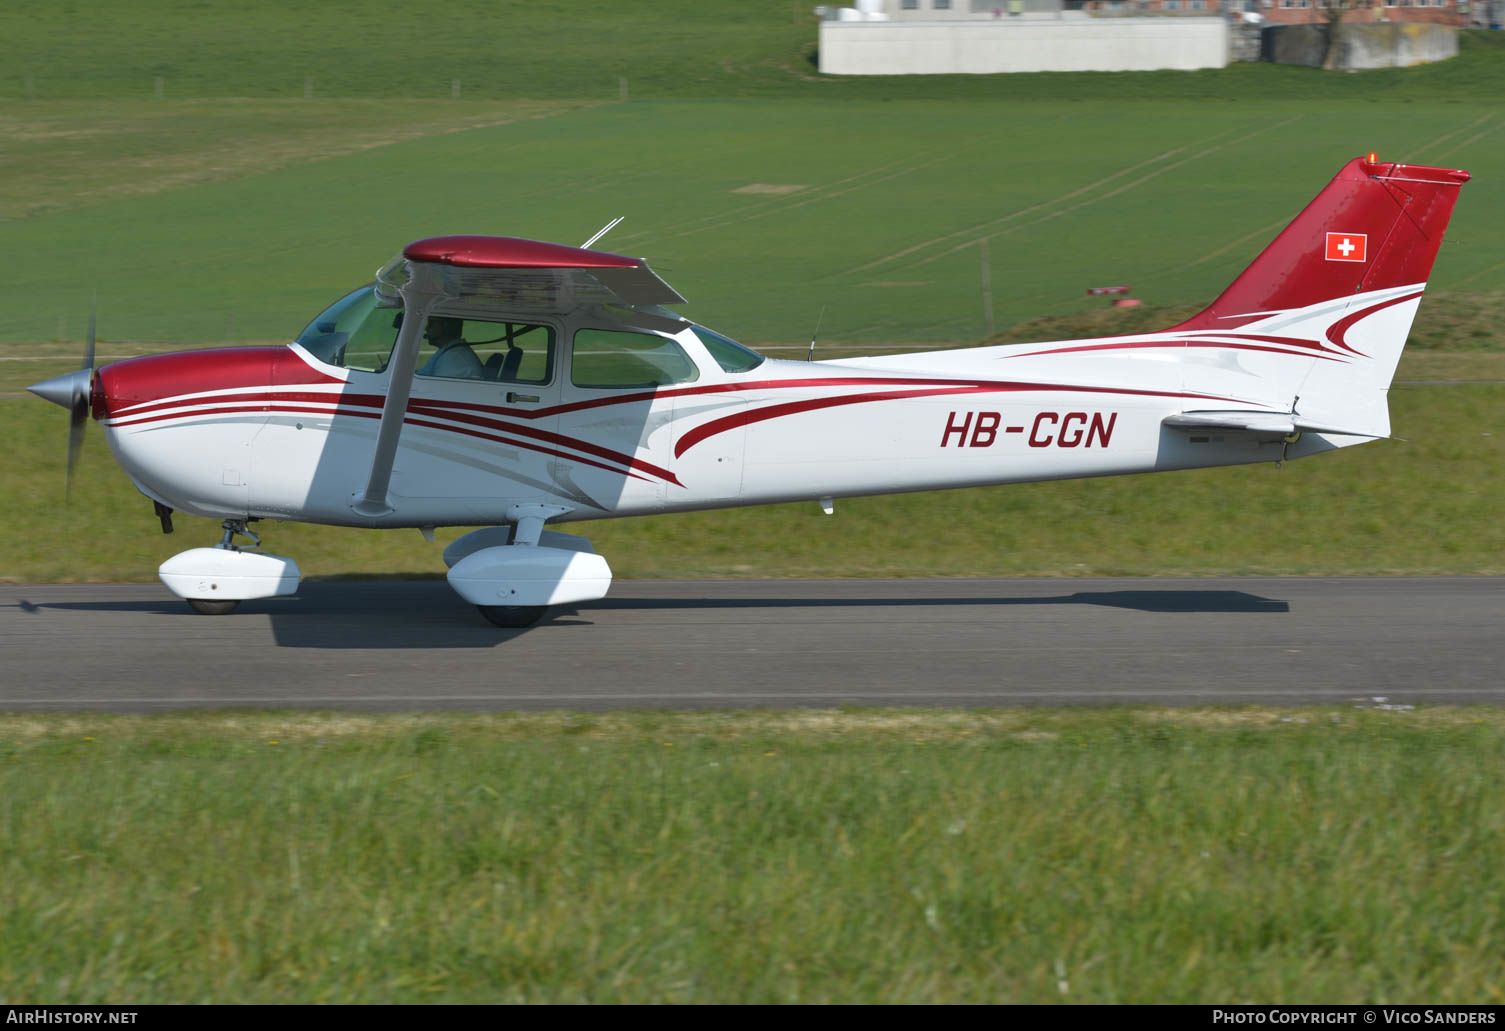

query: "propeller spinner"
left=27, top=304, right=96, bottom=498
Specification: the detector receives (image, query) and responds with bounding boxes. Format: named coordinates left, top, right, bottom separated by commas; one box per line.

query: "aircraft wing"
left=1164, top=411, right=1385, bottom=438
left=376, top=235, right=685, bottom=312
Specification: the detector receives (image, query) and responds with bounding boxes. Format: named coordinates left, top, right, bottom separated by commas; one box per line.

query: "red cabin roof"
left=402, top=235, right=641, bottom=270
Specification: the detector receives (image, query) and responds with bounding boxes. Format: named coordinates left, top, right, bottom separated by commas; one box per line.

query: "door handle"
left=506, top=392, right=539, bottom=403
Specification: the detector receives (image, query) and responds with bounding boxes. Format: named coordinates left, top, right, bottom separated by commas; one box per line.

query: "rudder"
left=1170, top=156, right=1471, bottom=333
left=1169, top=157, right=1470, bottom=438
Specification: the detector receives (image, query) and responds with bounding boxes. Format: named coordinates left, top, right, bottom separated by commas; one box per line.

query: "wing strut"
left=351, top=265, right=447, bottom=518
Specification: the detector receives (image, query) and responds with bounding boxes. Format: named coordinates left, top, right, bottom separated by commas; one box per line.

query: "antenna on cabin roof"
left=807, top=305, right=827, bottom=363
left=581, top=216, right=625, bottom=250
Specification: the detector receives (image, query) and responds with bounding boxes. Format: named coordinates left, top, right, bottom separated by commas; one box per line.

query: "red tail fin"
left=1169, top=157, right=1470, bottom=332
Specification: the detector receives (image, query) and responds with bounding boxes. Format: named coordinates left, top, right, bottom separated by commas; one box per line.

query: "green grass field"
left=4, top=2, right=1505, bottom=1007
left=3, top=62, right=1503, bottom=581
left=3, top=95, right=1501, bottom=350
left=3, top=708, right=1503, bottom=1003
left=2, top=8, right=1504, bottom=351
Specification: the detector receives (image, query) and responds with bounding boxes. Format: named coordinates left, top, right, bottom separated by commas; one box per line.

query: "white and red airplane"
left=30, top=156, right=1469, bottom=626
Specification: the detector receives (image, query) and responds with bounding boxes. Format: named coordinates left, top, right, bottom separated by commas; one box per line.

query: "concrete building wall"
left=877, top=0, right=1068, bottom=17
left=818, top=18, right=1229, bottom=73
left=1257, top=1, right=1464, bottom=27
left=1262, top=21, right=1458, bottom=66
left=1076, top=0, right=1467, bottom=23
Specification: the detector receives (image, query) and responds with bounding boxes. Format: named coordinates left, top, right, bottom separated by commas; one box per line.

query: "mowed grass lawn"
left=2, top=96, right=1502, bottom=350
left=3, top=2, right=1505, bottom=1008
left=3, top=85, right=1503, bottom=584
left=2, top=3, right=1502, bottom=349
left=2, top=709, right=1503, bottom=1003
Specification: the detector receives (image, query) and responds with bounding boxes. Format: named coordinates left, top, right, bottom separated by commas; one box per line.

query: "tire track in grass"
left=1433, top=114, right=1505, bottom=164
left=621, top=151, right=980, bottom=247
left=1441, top=259, right=1505, bottom=291
left=834, top=118, right=1285, bottom=280
left=1413, top=111, right=1495, bottom=160
left=1097, top=116, right=1495, bottom=301
left=832, top=145, right=1198, bottom=279
left=625, top=125, right=1015, bottom=247
left=609, top=153, right=936, bottom=246
left=892, top=113, right=1304, bottom=275
left=815, top=126, right=1279, bottom=347
left=1130, top=215, right=1290, bottom=290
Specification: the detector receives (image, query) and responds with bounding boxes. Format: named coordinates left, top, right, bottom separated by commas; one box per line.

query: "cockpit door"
left=392, top=314, right=563, bottom=506
left=553, top=324, right=707, bottom=516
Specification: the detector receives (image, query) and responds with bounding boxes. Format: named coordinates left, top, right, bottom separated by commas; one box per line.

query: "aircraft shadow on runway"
left=592, top=591, right=1291, bottom=615
left=14, top=585, right=1289, bottom=651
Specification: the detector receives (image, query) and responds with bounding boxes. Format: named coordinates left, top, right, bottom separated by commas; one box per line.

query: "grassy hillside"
left=1, top=96, right=1500, bottom=350
left=2, top=5, right=1500, bottom=349
left=2, top=4, right=1502, bottom=582
left=3, top=1, right=1505, bottom=102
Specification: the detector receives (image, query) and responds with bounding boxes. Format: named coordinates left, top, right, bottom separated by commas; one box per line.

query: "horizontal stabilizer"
left=1164, top=411, right=1386, bottom=439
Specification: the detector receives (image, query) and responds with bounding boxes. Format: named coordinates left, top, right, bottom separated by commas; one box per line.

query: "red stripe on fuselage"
left=672, top=383, right=1257, bottom=458
left=405, top=401, right=681, bottom=486
left=105, top=366, right=1262, bottom=477
left=1324, top=290, right=1423, bottom=356
left=399, top=416, right=653, bottom=482
left=106, top=403, right=657, bottom=484
left=1008, top=340, right=1348, bottom=362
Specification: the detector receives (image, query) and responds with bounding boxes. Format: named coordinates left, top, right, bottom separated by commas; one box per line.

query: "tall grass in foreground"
left=2, top=709, right=1503, bottom=1003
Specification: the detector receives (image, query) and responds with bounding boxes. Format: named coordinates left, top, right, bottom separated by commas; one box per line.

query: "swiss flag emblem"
left=1325, top=232, right=1367, bottom=262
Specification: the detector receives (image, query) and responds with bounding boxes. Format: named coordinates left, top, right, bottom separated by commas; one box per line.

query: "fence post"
left=980, top=239, right=996, bottom=339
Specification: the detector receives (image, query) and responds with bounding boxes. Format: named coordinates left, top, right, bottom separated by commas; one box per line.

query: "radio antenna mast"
left=581, top=216, right=624, bottom=249
left=807, top=305, right=827, bottom=363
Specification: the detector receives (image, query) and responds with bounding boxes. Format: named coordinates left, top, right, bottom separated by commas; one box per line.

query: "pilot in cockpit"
left=419, top=316, right=484, bottom=379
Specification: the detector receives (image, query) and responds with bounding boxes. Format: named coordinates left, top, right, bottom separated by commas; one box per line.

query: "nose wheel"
left=159, top=519, right=301, bottom=614
left=477, top=605, right=547, bottom=628
left=188, top=598, right=241, bottom=616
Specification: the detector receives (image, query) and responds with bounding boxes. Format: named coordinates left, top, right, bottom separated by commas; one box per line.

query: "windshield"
left=691, top=325, right=764, bottom=374
left=295, top=286, right=402, bottom=373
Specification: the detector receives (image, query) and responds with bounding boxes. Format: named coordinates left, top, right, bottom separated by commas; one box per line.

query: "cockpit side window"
left=571, top=328, right=700, bottom=389
left=296, top=287, right=556, bottom=384
left=295, top=286, right=401, bottom=373
left=692, top=325, right=765, bottom=374
left=416, top=317, right=555, bottom=384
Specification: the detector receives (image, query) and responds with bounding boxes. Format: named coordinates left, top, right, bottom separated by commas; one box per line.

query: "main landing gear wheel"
left=187, top=598, right=240, bottom=616
left=477, top=605, right=547, bottom=628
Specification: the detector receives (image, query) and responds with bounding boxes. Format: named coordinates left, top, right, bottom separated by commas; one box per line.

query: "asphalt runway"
left=2, top=577, right=1501, bottom=711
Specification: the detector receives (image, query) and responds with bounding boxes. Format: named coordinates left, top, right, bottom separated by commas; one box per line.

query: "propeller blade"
left=84, top=297, right=96, bottom=372
left=65, top=394, right=87, bottom=499
left=28, top=300, right=99, bottom=499
left=64, top=298, right=96, bottom=499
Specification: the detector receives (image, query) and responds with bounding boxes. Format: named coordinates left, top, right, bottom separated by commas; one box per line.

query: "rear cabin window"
left=571, top=329, right=700, bottom=388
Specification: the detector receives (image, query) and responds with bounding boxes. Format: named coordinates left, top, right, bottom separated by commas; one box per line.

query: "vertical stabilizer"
left=1167, top=157, right=1470, bottom=437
